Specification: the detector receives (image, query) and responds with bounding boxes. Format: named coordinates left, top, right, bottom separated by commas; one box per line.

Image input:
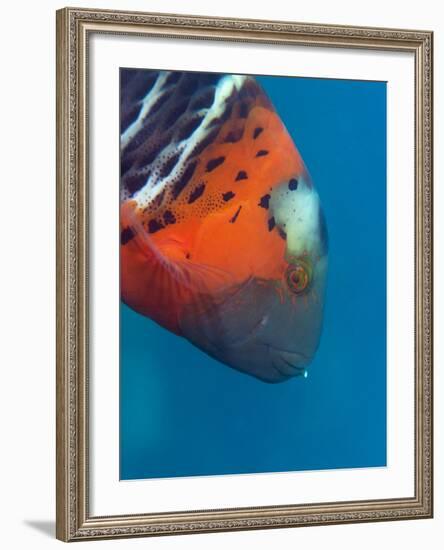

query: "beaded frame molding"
left=56, top=6, right=433, bottom=542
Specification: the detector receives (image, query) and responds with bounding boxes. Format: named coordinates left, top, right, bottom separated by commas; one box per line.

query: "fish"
left=120, top=69, right=328, bottom=383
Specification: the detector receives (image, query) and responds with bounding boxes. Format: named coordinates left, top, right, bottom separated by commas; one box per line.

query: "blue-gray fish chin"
left=178, top=276, right=326, bottom=383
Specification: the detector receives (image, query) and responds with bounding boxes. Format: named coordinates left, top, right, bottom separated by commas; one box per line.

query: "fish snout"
left=268, top=348, right=310, bottom=378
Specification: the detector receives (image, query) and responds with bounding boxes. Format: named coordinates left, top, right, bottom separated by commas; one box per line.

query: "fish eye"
left=285, top=264, right=310, bottom=294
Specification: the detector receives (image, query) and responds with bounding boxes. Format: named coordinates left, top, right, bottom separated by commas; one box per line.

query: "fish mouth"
left=269, top=347, right=310, bottom=378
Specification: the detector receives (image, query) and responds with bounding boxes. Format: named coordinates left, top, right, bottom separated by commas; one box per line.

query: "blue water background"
left=120, top=75, right=387, bottom=480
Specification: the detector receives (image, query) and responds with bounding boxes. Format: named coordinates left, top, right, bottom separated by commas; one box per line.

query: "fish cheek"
left=178, top=277, right=266, bottom=344
left=178, top=280, right=267, bottom=351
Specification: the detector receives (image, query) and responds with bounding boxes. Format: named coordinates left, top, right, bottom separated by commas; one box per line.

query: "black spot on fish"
left=125, top=172, right=148, bottom=196
left=190, top=88, right=216, bottom=110
left=120, top=227, right=134, bottom=245
left=162, top=71, right=182, bottom=89
left=258, top=194, right=271, bottom=209
left=268, top=217, right=276, bottom=231
left=222, top=191, right=235, bottom=202
left=206, top=156, right=225, bottom=172
left=278, top=228, right=287, bottom=240
left=239, top=102, right=249, bottom=118
left=163, top=98, right=190, bottom=129
left=223, top=127, right=244, bottom=143
left=148, top=219, right=164, bottom=234
left=253, top=127, right=263, bottom=139
left=190, top=127, right=220, bottom=158
left=235, top=170, right=248, bottom=181
left=172, top=160, right=198, bottom=199
left=229, top=206, right=242, bottom=223
left=256, top=149, right=269, bottom=157
left=159, top=152, right=181, bottom=179
left=153, top=189, right=165, bottom=207
left=149, top=89, right=174, bottom=116
left=177, top=115, right=204, bottom=141
left=163, top=210, right=176, bottom=225
left=188, top=182, right=206, bottom=204
left=288, top=178, right=299, bottom=191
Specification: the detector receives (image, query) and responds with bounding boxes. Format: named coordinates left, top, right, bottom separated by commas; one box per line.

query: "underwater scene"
left=120, top=69, right=387, bottom=480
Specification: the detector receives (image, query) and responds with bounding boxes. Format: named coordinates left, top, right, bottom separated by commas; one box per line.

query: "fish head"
left=119, top=69, right=328, bottom=382
left=179, top=172, right=328, bottom=383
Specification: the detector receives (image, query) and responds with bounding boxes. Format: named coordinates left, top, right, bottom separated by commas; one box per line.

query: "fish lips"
left=210, top=343, right=311, bottom=383
left=269, top=348, right=310, bottom=378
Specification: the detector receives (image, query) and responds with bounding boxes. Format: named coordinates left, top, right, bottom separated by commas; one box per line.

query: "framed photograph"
left=56, top=7, right=433, bottom=541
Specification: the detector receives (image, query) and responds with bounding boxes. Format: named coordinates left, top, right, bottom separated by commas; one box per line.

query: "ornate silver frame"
left=56, top=6, right=433, bottom=541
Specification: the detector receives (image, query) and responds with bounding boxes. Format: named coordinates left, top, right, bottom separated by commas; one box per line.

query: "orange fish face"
left=120, top=70, right=328, bottom=382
